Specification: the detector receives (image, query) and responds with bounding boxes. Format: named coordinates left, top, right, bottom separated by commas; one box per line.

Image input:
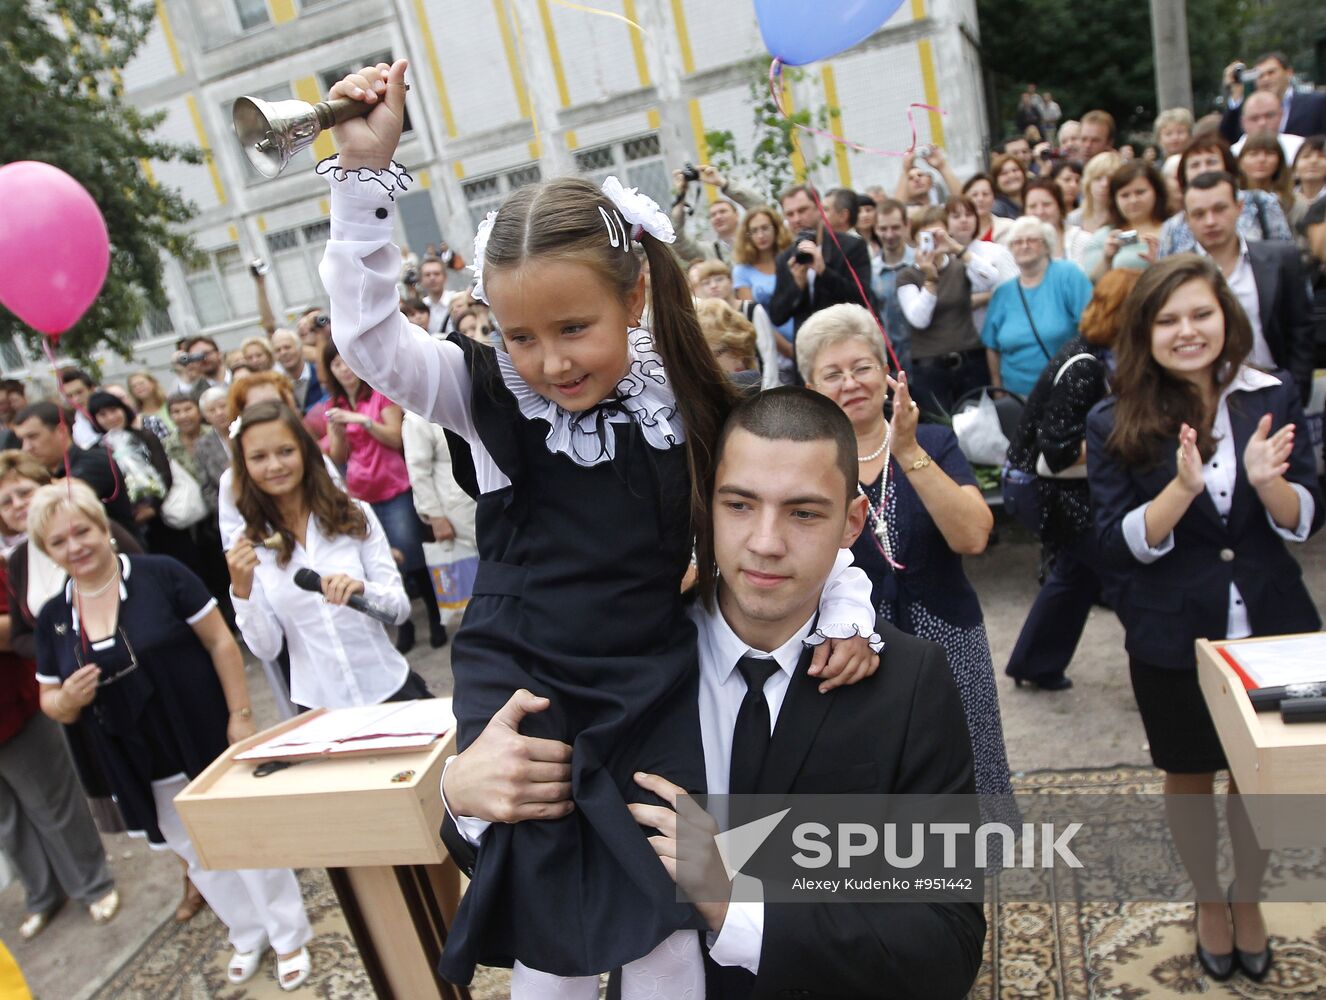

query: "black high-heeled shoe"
left=1013, top=676, right=1074, bottom=691
left=1195, top=902, right=1236, bottom=981
left=1229, top=884, right=1273, bottom=982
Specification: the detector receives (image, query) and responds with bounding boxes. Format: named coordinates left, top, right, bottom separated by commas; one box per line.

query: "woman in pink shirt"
left=323, top=341, right=444, bottom=652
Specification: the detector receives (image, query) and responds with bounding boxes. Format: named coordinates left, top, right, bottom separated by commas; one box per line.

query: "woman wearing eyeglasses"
left=28, top=481, right=315, bottom=992
left=799, top=304, right=1014, bottom=803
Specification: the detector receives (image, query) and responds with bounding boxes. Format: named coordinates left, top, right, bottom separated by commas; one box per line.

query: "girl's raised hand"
left=808, top=633, right=880, bottom=693
left=1174, top=423, right=1205, bottom=496
left=1244, top=413, right=1294, bottom=489
left=328, top=59, right=409, bottom=171
left=225, top=536, right=259, bottom=600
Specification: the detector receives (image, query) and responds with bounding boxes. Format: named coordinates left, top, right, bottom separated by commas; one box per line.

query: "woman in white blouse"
left=225, top=401, right=429, bottom=709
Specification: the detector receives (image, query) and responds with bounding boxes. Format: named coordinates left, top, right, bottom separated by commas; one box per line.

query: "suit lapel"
left=755, top=645, right=835, bottom=795
left=1248, top=247, right=1278, bottom=343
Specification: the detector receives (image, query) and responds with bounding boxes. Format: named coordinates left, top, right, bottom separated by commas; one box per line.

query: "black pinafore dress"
left=436, top=335, right=707, bottom=982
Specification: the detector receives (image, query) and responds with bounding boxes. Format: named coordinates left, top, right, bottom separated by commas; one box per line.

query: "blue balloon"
left=755, top=0, right=905, bottom=66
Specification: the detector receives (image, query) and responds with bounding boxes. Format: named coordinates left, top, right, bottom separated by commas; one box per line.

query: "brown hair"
left=733, top=206, right=791, bottom=265
left=1021, top=177, right=1066, bottom=224
left=230, top=400, right=368, bottom=564
left=691, top=259, right=733, bottom=283
left=1081, top=109, right=1116, bottom=142
left=695, top=299, right=758, bottom=371
left=990, top=154, right=1028, bottom=199
left=909, top=205, right=947, bottom=238
left=1107, top=160, right=1168, bottom=227
left=1177, top=134, right=1238, bottom=191
left=127, top=370, right=168, bottom=411
left=1079, top=269, right=1142, bottom=346
left=0, top=450, right=52, bottom=486
left=1238, top=132, right=1294, bottom=216
left=1107, top=255, right=1253, bottom=465
left=226, top=369, right=297, bottom=421
left=321, top=340, right=369, bottom=408
left=479, top=177, right=740, bottom=598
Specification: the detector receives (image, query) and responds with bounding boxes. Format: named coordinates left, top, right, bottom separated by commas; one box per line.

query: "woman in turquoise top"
left=982, top=217, right=1094, bottom=395
left=1081, top=161, right=1168, bottom=282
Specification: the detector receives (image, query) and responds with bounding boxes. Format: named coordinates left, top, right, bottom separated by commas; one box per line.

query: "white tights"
left=510, top=930, right=704, bottom=999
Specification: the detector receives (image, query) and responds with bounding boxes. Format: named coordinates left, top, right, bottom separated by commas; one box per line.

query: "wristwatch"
left=231, top=707, right=252, bottom=719
left=905, top=453, right=932, bottom=473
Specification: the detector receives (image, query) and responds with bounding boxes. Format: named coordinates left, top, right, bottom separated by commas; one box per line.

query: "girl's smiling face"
left=1150, top=278, right=1225, bottom=384
left=486, top=259, right=644, bottom=413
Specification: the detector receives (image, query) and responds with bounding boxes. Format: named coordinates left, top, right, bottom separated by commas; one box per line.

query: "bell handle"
left=314, top=87, right=410, bottom=130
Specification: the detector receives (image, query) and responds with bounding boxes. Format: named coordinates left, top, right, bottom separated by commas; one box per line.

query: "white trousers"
left=510, top=930, right=704, bottom=999
left=154, top=775, right=313, bottom=954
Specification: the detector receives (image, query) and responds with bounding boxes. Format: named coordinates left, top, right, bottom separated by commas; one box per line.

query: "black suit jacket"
left=1219, top=88, right=1326, bottom=143
left=1085, top=377, right=1323, bottom=669
left=59, top=445, right=136, bottom=533
left=1247, top=240, right=1315, bottom=404
left=766, top=230, right=875, bottom=335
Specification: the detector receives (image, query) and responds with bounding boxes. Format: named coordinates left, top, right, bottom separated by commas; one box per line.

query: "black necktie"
left=729, top=655, right=780, bottom=796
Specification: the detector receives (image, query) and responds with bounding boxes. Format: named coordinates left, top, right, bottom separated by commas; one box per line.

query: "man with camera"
left=1221, top=51, right=1326, bottom=144
left=670, top=163, right=762, bottom=264
left=173, top=336, right=228, bottom=398
left=767, top=186, right=875, bottom=343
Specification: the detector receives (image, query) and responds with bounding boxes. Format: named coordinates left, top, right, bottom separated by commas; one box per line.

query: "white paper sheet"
left=1222, top=634, right=1326, bottom=688
left=235, top=699, right=454, bottom=761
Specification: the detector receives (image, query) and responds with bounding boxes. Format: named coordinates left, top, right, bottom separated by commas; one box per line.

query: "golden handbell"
left=260, top=532, right=286, bottom=553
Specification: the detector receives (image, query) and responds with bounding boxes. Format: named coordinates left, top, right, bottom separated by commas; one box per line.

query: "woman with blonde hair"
left=691, top=259, right=783, bottom=387
left=1066, top=150, right=1123, bottom=234
left=126, top=371, right=174, bottom=439
left=694, top=298, right=760, bottom=390
left=731, top=205, right=795, bottom=354
left=239, top=336, right=276, bottom=374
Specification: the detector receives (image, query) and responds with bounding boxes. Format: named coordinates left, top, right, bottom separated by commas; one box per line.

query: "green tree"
left=1, top=0, right=200, bottom=362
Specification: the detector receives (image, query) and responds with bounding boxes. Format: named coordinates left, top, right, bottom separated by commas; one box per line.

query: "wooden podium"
left=175, top=705, right=471, bottom=1000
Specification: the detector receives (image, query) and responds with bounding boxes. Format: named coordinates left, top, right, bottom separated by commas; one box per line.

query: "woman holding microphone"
left=225, top=401, right=430, bottom=710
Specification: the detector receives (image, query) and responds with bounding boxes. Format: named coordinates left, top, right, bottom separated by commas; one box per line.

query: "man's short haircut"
left=1254, top=50, right=1290, bottom=69
left=717, top=386, right=858, bottom=503
left=0, top=379, right=25, bottom=395
left=14, top=401, right=67, bottom=431
left=1081, top=110, right=1116, bottom=141
left=1154, top=107, right=1194, bottom=134
left=166, top=392, right=200, bottom=410
left=1002, top=135, right=1029, bottom=150
left=823, top=188, right=859, bottom=227
left=779, top=183, right=815, bottom=206
left=420, top=256, right=444, bottom=270
left=910, top=205, right=947, bottom=239
left=874, top=197, right=907, bottom=221
left=60, top=368, right=94, bottom=389
left=186, top=335, right=219, bottom=351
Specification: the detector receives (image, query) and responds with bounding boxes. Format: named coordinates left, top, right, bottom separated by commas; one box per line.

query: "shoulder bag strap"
left=1015, top=282, right=1053, bottom=361
left=1052, top=352, right=1099, bottom=386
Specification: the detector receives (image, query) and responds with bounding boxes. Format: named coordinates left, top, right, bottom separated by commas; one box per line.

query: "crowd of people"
left=1, top=48, right=1324, bottom=998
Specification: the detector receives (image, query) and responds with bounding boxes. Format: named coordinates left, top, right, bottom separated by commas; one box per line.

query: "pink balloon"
left=0, top=161, right=110, bottom=338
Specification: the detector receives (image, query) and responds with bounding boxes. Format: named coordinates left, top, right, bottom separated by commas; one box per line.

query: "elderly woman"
left=1002, top=269, right=1141, bottom=689
left=1081, top=161, right=1168, bottom=281
left=799, top=304, right=1013, bottom=802
left=0, top=457, right=119, bottom=940
left=1159, top=134, right=1294, bottom=255
left=29, top=481, right=315, bottom=990
left=982, top=216, right=1094, bottom=395
left=896, top=206, right=1003, bottom=415
left=1066, top=150, right=1122, bottom=235
left=1154, top=107, right=1194, bottom=160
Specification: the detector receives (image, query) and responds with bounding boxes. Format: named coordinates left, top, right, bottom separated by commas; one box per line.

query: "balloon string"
left=549, top=0, right=648, bottom=35
left=768, top=58, right=947, bottom=160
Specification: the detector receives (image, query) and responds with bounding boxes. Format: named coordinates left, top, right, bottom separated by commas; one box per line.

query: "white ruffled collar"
left=494, top=328, right=685, bottom=467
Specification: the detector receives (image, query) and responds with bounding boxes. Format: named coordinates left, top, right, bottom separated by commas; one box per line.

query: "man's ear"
left=842, top=493, right=868, bottom=548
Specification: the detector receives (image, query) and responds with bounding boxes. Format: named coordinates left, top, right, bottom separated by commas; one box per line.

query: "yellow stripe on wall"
left=623, top=0, right=651, bottom=86
left=493, top=0, right=532, bottom=120
left=565, top=130, right=579, bottom=149
left=910, top=0, right=945, bottom=146
left=410, top=0, right=457, bottom=136
left=454, top=162, right=466, bottom=180
left=670, top=0, right=695, bottom=75
left=821, top=65, right=852, bottom=188
left=536, top=0, right=572, bottom=108
left=293, top=77, right=336, bottom=161
left=319, top=198, right=330, bottom=216
left=781, top=79, right=806, bottom=181
left=687, top=99, right=715, bottom=202
left=227, top=224, right=239, bottom=242
left=268, top=0, right=297, bottom=25
left=256, top=215, right=267, bottom=232
left=155, top=0, right=184, bottom=74
left=646, top=109, right=660, bottom=130
left=417, top=169, right=431, bottom=189
left=185, top=94, right=227, bottom=204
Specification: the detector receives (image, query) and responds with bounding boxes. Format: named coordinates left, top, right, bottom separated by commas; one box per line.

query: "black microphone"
left=293, top=567, right=399, bottom=626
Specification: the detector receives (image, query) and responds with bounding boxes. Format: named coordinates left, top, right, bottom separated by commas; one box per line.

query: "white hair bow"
left=469, top=210, right=498, bottom=304
left=600, top=176, right=675, bottom=248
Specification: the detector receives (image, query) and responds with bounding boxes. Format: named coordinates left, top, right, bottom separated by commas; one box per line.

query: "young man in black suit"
left=441, top=388, right=985, bottom=999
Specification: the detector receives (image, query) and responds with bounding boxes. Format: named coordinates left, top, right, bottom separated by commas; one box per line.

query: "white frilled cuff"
left=317, top=155, right=412, bottom=199
left=803, top=622, right=886, bottom=654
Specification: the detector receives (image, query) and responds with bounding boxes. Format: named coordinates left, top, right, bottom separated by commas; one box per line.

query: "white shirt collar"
left=693, top=597, right=817, bottom=686
left=1220, top=363, right=1281, bottom=403
left=64, top=554, right=131, bottom=634
left=1194, top=234, right=1250, bottom=264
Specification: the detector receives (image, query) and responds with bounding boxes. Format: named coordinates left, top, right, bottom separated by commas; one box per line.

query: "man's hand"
left=924, top=146, right=947, bottom=169
left=699, top=164, right=727, bottom=189
left=1223, top=59, right=1245, bottom=102
left=327, top=59, right=409, bottom=171
left=808, top=633, right=880, bottom=693
left=442, top=690, right=573, bottom=823
left=797, top=239, right=825, bottom=273
left=788, top=256, right=810, bottom=290
left=629, top=772, right=731, bottom=934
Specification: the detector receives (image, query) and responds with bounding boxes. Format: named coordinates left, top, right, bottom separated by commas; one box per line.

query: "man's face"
left=1254, top=58, right=1290, bottom=99
left=271, top=332, right=302, bottom=372
left=876, top=209, right=906, bottom=253
left=781, top=191, right=818, bottom=233
left=6, top=391, right=25, bottom=416
left=15, top=417, right=65, bottom=469
left=1242, top=92, right=1282, bottom=137
left=188, top=340, right=222, bottom=377
left=1005, top=138, right=1032, bottom=168
left=709, top=201, right=739, bottom=240
left=1058, top=122, right=1081, bottom=160
left=420, top=262, right=446, bottom=298
left=823, top=199, right=850, bottom=233
left=1078, top=121, right=1111, bottom=159
left=63, top=379, right=92, bottom=411
left=712, top=428, right=866, bottom=645
left=1185, top=182, right=1239, bottom=254
left=905, top=168, right=932, bottom=199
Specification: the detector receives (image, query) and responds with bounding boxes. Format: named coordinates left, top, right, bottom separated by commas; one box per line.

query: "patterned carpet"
left=93, top=766, right=1326, bottom=999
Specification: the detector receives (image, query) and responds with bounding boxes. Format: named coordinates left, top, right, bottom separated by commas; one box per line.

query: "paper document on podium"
left=1220, top=634, right=1326, bottom=689
left=235, top=701, right=455, bottom=762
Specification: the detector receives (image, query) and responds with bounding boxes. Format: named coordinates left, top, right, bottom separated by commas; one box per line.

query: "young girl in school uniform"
left=319, top=60, right=881, bottom=997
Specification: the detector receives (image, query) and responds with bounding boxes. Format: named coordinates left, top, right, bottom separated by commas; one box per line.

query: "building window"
left=461, top=164, right=543, bottom=229
left=267, top=220, right=331, bottom=312
left=0, top=338, right=26, bottom=373
left=233, top=0, right=270, bottom=31
left=186, top=245, right=254, bottom=328
left=574, top=134, right=669, bottom=211
left=320, top=54, right=413, bottom=136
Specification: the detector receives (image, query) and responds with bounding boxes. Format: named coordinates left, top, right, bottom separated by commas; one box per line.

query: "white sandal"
left=276, top=945, right=311, bottom=992
left=89, top=888, right=120, bottom=924
left=228, top=947, right=265, bottom=984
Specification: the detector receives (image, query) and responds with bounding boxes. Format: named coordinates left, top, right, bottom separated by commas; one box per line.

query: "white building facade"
left=4, top=0, right=987, bottom=383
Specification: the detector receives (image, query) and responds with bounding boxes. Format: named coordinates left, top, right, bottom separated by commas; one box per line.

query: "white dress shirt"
left=1231, top=130, right=1304, bottom=164
left=219, top=454, right=344, bottom=549
left=230, top=500, right=412, bottom=709
left=1194, top=237, right=1274, bottom=369
left=1121, top=367, right=1315, bottom=639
